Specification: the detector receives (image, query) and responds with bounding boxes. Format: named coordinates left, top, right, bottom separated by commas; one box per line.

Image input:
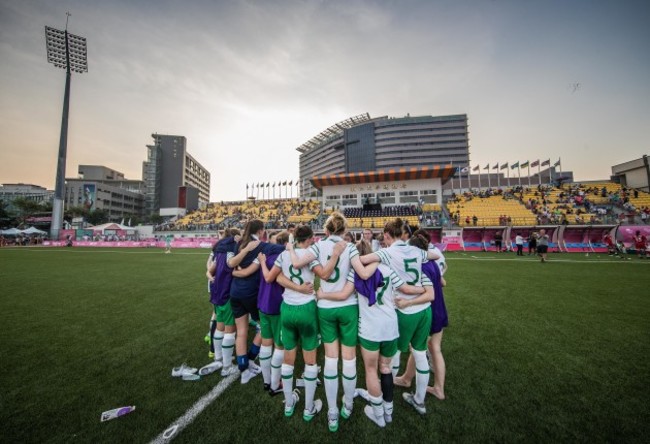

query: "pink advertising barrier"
left=42, top=240, right=216, bottom=248
left=616, top=225, right=650, bottom=248
left=440, top=229, right=464, bottom=251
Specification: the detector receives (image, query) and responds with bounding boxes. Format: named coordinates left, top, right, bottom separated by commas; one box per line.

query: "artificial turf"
left=0, top=247, right=648, bottom=443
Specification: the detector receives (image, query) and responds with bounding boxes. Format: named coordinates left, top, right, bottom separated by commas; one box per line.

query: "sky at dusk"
left=1, top=0, right=649, bottom=201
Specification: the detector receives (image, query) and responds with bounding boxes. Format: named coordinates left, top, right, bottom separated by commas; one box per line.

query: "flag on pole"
left=541, top=159, right=551, bottom=166
left=273, top=182, right=276, bottom=186
left=282, top=181, right=287, bottom=186
left=492, top=163, right=498, bottom=170
left=521, top=161, right=530, bottom=168
left=472, top=165, right=479, bottom=172
left=461, top=166, right=469, bottom=173
left=553, top=159, right=561, bottom=167
left=246, top=183, right=249, bottom=189
left=288, top=180, right=293, bottom=186
left=530, top=160, right=540, bottom=168
left=500, top=163, right=508, bottom=170
left=483, top=164, right=489, bottom=170
left=511, top=162, right=519, bottom=169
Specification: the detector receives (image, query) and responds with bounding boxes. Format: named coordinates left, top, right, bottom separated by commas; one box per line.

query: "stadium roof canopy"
left=310, top=165, right=457, bottom=190
left=296, top=113, right=375, bottom=154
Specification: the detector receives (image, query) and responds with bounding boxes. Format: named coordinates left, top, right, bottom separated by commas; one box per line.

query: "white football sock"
left=271, top=349, right=284, bottom=390
left=259, top=345, right=273, bottom=385
left=213, top=330, right=224, bottom=361
left=342, top=358, right=357, bottom=410
left=383, top=400, right=393, bottom=423
left=304, top=364, right=319, bottom=412
left=324, top=356, right=339, bottom=412
left=413, top=349, right=430, bottom=404
left=369, top=394, right=385, bottom=420
left=281, top=364, right=294, bottom=406
left=222, top=333, right=236, bottom=369
left=391, top=351, right=401, bottom=377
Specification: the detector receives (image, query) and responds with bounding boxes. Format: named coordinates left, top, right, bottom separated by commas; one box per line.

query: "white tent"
left=88, top=222, right=134, bottom=232
left=21, top=226, right=47, bottom=235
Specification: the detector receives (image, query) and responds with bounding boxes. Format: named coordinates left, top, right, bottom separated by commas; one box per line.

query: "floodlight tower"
left=45, top=13, right=88, bottom=240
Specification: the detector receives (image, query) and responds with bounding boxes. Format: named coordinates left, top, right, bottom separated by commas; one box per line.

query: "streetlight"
left=45, top=14, right=88, bottom=240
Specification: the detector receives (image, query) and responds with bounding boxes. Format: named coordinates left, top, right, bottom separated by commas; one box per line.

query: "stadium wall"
left=320, top=178, right=442, bottom=209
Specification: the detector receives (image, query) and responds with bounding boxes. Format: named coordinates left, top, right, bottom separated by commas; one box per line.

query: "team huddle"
left=204, top=212, right=448, bottom=431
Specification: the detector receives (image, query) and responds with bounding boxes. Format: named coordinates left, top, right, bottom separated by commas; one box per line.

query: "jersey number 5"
left=403, top=258, right=419, bottom=285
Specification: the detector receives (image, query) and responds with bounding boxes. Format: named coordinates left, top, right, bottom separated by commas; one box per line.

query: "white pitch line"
left=0, top=248, right=208, bottom=255
left=449, top=257, right=649, bottom=264
left=150, top=371, right=240, bottom=443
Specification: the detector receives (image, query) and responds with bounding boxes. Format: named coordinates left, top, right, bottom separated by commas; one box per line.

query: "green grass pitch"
left=1, top=247, right=649, bottom=443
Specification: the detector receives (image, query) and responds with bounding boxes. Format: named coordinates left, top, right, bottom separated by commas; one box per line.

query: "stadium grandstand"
left=167, top=199, right=322, bottom=231
left=147, top=116, right=648, bottom=255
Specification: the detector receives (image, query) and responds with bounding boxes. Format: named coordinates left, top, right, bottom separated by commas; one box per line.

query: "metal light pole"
left=45, top=14, right=88, bottom=240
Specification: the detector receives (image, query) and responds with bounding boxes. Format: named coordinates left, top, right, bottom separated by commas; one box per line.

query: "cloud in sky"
left=0, top=0, right=648, bottom=201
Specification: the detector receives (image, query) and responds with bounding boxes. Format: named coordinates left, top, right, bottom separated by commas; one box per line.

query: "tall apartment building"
left=142, top=134, right=210, bottom=216
left=298, top=113, right=470, bottom=197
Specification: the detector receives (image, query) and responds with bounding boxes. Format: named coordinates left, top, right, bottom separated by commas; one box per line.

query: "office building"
left=142, top=134, right=210, bottom=216
left=298, top=113, right=470, bottom=197
left=64, top=166, right=145, bottom=221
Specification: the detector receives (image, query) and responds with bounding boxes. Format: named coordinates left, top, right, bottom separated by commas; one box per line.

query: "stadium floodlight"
left=45, top=14, right=88, bottom=241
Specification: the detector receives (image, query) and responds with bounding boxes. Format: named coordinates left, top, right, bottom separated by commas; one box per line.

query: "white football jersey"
left=374, top=240, right=430, bottom=314
left=358, top=264, right=402, bottom=342
left=274, top=249, right=317, bottom=306
left=309, top=235, right=359, bottom=308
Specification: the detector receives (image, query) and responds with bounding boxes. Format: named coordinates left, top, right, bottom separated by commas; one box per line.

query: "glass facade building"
left=298, top=114, right=469, bottom=197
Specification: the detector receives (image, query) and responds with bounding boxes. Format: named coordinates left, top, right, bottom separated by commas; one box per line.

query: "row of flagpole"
left=246, top=180, right=301, bottom=200
left=451, top=158, right=563, bottom=191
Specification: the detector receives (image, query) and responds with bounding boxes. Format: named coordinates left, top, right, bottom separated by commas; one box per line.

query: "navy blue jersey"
left=230, top=242, right=285, bottom=299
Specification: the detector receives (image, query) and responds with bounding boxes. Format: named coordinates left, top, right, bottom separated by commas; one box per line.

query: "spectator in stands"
left=472, top=215, right=478, bottom=226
